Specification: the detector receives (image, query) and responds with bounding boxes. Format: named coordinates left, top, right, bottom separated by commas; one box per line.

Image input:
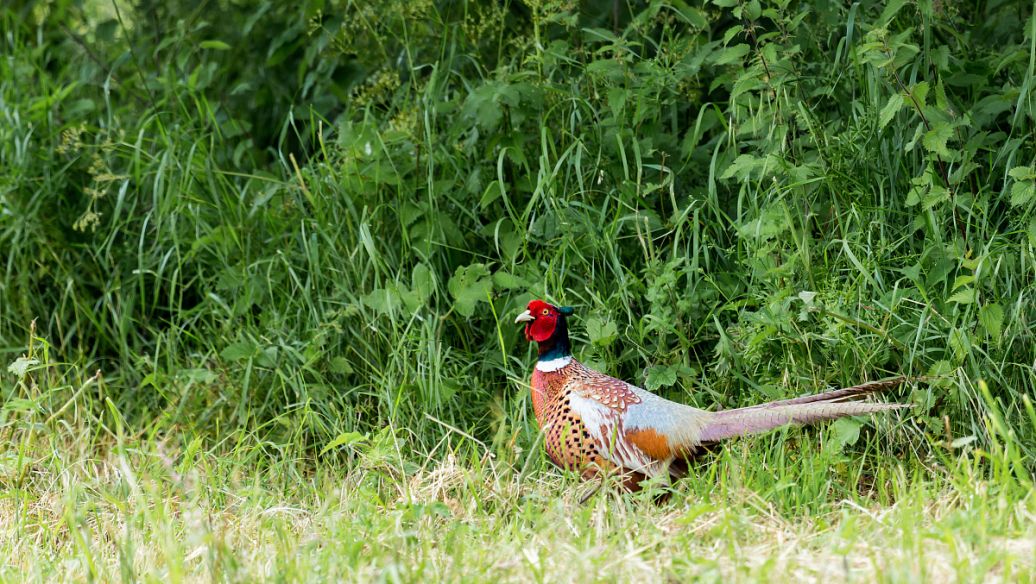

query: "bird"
left=514, top=299, right=910, bottom=489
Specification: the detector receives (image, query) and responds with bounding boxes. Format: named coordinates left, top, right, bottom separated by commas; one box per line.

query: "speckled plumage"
left=516, top=300, right=911, bottom=488
left=532, top=360, right=645, bottom=475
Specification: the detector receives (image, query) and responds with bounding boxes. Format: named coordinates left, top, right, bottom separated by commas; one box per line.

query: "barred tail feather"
left=696, top=391, right=910, bottom=443
left=738, top=377, right=908, bottom=410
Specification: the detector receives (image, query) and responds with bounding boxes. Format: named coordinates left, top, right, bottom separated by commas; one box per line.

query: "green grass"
left=3, top=354, right=1035, bottom=581
left=3, top=0, right=1036, bottom=581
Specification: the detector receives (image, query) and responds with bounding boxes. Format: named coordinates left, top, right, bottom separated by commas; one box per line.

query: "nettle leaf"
left=947, top=288, right=976, bottom=304
left=923, top=184, right=950, bottom=208
left=922, top=121, right=954, bottom=159
left=256, top=346, right=278, bottom=368
left=879, top=93, right=904, bottom=130
left=910, top=81, right=930, bottom=106
left=585, top=317, right=619, bottom=347
left=906, top=167, right=948, bottom=208
left=644, top=365, right=678, bottom=391
left=979, top=303, right=1004, bottom=339
left=1008, top=166, right=1036, bottom=181
left=951, top=275, right=975, bottom=290
left=448, top=263, right=493, bottom=317
left=720, top=154, right=761, bottom=181
left=607, top=87, right=628, bottom=118
left=1010, top=181, right=1035, bottom=207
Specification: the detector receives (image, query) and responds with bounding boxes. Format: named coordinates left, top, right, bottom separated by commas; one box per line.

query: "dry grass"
left=1, top=430, right=1033, bottom=583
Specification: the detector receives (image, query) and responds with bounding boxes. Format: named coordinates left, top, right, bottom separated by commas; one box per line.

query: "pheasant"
left=515, top=299, right=910, bottom=488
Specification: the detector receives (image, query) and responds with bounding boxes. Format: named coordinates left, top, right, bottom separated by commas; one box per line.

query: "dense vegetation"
left=2, top=0, right=1036, bottom=579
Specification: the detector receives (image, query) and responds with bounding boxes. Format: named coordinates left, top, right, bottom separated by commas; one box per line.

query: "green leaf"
left=905, top=185, right=922, bottom=206
left=922, top=122, right=954, bottom=159
left=828, top=418, right=862, bottom=453
left=411, top=264, right=434, bottom=303
left=329, top=357, right=354, bottom=375
left=879, top=93, right=903, bottom=130
left=200, top=40, right=231, bottom=50
left=922, top=183, right=950, bottom=208
left=320, top=432, right=368, bottom=456
left=221, top=340, right=257, bottom=362
left=7, top=357, right=39, bottom=379
left=256, top=346, right=277, bottom=368
left=928, top=360, right=954, bottom=380
left=362, top=287, right=402, bottom=315
left=720, top=154, right=760, bottom=181
left=947, top=288, right=975, bottom=304
left=904, top=122, right=925, bottom=151
left=491, top=271, right=526, bottom=290
left=448, top=264, right=493, bottom=317
left=900, top=263, right=922, bottom=283
left=910, top=81, right=930, bottom=106
left=949, top=327, right=971, bottom=361
left=951, top=275, right=975, bottom=290
left=712, top=44, right=750, bottom=66
left=1009, top=181, right=1035, bottom=207
left=644, top=365, right=678, bottom=391
left=950, top=435, right=977, bottom=449
left=585, top=317, right=619, bottom=347
left=979, top=303, right=1004, bottom=339
left=745, top=0, right=761, bottom=19
left=1008, top=166, right=1036, bottom=181
left=607, top=87, right=627, bottom=118
left=878, top=0, right=908, bottom=25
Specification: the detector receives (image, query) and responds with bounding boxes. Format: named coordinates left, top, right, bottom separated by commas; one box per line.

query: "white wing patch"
left=567, top=392, right=668, bottom=477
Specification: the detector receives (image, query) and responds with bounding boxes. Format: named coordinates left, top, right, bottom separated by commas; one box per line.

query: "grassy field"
left=3, top=355, right=1035, bottom=581
left=3, top=0, right=1036, bottom=581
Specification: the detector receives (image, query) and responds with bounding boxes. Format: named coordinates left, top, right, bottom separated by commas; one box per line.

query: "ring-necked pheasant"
left=515, top=299, right=910, bottom=488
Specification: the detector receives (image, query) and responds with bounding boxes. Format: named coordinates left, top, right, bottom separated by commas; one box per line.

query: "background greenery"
left=2, top=0, right=1036, bottom=580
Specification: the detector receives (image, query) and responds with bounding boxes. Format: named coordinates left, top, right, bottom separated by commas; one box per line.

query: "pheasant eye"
left=541, top=309, right=550, bottom=316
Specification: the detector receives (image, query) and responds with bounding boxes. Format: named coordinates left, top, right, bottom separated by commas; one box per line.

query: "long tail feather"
left=696, top=378, right=910, bottom=443
left=738, top=377, right=908, bottom=409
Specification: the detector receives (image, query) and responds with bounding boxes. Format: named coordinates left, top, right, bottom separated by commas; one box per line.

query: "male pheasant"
left=515, top=299, right=909, bottom=488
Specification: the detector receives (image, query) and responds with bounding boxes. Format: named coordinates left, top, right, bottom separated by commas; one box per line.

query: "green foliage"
left=2, top=0, right=1036, bottom=479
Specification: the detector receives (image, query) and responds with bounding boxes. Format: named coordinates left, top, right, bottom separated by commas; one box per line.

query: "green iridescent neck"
left=537, top=316, right=571, bottom=361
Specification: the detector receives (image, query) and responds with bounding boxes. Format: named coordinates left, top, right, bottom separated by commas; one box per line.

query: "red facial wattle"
left=526, top=313, right=557, bottom=342
left=522, top=300, right=559, bottom=343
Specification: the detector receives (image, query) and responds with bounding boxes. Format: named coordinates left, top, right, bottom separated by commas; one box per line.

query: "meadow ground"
left=2, top=334, right=1035, bottom=582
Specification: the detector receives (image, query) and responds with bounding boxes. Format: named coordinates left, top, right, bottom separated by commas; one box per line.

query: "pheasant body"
left=515, top=300, right=910, bottom=486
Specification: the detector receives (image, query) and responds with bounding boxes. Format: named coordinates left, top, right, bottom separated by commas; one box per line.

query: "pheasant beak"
left=514, top=310, right=534, bottom=324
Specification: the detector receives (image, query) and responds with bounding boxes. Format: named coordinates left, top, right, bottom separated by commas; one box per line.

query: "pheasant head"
left=514, top=300, right=574, bottom=360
